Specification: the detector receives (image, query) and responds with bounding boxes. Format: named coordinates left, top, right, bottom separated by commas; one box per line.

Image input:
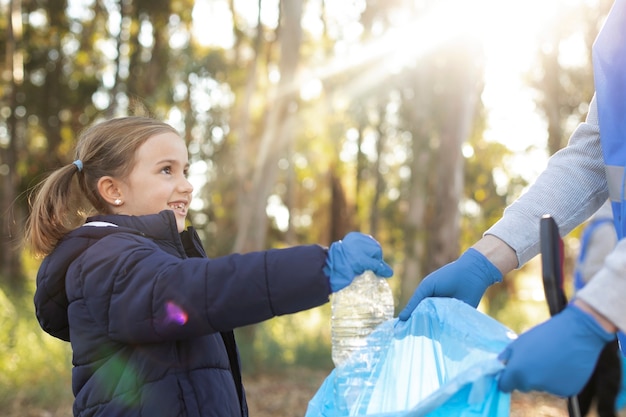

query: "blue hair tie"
left=73, top=159, right=83, bottom=172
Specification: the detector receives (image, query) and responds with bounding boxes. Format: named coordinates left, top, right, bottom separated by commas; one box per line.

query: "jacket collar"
left=86, top=210, right=181, bottom=243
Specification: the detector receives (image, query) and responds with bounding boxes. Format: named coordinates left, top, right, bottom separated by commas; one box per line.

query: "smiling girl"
left=24, top=116, right=393, bottom=417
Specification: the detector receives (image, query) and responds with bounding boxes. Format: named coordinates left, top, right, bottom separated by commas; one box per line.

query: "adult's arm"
left=485, top=94, right=609, bottom=268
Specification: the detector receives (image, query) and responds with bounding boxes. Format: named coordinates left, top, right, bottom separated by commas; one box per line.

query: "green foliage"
left=0, top=284, right=72, bottom=411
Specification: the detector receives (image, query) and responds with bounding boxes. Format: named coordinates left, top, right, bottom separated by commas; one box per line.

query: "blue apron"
left=574, top=217, right=615, bottom=291
left=593, top=0, right=626, bottom=239
left=593, top=0, right=626, bottom=357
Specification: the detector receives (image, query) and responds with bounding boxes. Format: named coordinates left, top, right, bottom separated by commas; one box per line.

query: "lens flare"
left=166, top=301, right=188, bottom=325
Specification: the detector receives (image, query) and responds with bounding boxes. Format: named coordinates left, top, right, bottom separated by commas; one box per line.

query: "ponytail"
left=24, top=162, right=88, bottom=257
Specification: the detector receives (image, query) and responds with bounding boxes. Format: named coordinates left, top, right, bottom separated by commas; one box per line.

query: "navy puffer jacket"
left=34, top=211, right=331, bottom=417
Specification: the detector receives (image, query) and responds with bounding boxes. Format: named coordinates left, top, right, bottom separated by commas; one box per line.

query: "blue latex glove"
left=498, top=303, right=615, bottom=397
left=398, top=248, right=501, bottom=321
left=324, top=232, right=393, bottom=292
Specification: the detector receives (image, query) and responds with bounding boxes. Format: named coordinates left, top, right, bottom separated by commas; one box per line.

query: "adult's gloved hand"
left=398, top=248, right=501, bottom=321
left=498, top=303, right=615, bottom=397
left=324, top=232, right=393, bottom=292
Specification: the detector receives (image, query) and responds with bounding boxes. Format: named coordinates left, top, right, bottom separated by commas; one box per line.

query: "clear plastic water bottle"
left=331, top=270, right=395, bottom=415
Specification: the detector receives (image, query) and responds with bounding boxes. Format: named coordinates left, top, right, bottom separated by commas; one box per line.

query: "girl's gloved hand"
left=324, top=232, right=393, bottom=292
left=498, top=303, right=615, bottom=397
left=398, top=248, right=501, bottom=320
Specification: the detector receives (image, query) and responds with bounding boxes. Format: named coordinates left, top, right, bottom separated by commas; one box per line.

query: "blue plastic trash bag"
left=306, top=298, right=516, bottom=417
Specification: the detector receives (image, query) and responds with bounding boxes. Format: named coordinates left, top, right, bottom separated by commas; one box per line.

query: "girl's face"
left=116, top=132, right=193, bottom=232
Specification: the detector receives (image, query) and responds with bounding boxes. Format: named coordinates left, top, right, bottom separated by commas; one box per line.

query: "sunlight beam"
left=300, top=0, right=493, bottom=100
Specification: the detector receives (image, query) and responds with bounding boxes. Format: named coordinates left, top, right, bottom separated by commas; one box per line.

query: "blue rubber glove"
left=498, top=303, right=615, bottom=397
left=398, top=248, right=501, bottom=321
left=324, top=232, right=394, bottom=292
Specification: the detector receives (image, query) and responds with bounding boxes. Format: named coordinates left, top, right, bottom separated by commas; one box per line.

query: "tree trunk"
left=329, top=168, right=353, bottom=243
left=0, top=0, right=25, bottom=288
left=233, top=0, right=303, bottom=253
left=232, top=0, right=263, bottom=252
left=424, top=45, right=481, bottom=274
left=400, top=75, right=431, bottom=307
left=400, top=42, right=482, bottom=305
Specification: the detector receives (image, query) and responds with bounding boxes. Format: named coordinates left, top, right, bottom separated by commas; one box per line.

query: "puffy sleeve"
left=69, top=233, right=330, bottom=343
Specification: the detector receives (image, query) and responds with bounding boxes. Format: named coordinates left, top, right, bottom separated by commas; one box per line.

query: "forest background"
left=0, top=0, right=617, bottom=415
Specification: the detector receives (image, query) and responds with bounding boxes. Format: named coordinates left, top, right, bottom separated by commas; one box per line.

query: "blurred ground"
left=244, top=368, right=621, bottom=417
left=9, top=367, right=625, bottom=417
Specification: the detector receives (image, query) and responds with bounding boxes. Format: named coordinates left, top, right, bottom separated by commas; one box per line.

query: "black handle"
left=539, top=214, right=582, bottom=417
left=540, top=215, right=567, bottom=316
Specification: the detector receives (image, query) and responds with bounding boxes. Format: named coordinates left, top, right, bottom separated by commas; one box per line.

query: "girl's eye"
left=162, top=166, right=172, bottom=175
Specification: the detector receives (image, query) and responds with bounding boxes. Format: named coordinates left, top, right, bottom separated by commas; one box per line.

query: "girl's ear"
left=97, top=176, right=123, bottom=207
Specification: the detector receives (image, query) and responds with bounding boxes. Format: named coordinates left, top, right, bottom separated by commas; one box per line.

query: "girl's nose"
left=181, top=176, right=194, bottom=194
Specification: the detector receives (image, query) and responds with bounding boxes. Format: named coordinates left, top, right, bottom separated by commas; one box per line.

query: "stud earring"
left=114, top=198, right=122, bottom=206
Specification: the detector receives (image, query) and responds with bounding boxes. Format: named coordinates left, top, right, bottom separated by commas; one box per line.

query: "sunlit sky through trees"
left=190, top=0, right=594, bottom=187
left=55, top=0, right=598, bottom=219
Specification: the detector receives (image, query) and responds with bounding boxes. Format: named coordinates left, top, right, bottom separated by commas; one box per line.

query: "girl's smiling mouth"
left=168, top=201, right=188, bottom=215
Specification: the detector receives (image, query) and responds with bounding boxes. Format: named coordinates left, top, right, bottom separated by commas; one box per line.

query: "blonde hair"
left=25, top=116, right=179, bottom=257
